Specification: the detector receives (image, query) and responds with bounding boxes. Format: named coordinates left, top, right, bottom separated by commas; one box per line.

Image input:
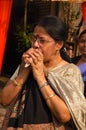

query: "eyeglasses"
left=30, top=36, right=53, bottom=44
left=79, top=40, right=86, bottom=44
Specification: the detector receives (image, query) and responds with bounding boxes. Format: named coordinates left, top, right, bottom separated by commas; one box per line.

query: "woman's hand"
left=22, top=48, right=34, bottom=67
left=22, top=48, right=45, bottom=81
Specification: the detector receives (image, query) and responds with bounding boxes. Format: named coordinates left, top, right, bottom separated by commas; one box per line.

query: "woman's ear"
left=56, top=41, right=64, bottom=50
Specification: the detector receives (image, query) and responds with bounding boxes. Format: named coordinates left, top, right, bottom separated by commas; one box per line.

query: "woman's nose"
left=32, top=40, right=40, bottom=49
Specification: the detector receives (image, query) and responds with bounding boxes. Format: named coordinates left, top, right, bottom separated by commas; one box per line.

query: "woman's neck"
left=45, top=56, right=62, bottom=69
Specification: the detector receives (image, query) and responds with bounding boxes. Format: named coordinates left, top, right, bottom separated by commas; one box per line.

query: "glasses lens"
left=30, top=36, right=36, bottom=43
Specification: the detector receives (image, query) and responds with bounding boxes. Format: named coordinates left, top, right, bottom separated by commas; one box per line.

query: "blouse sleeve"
left=10, top=65, right=20, bottom=80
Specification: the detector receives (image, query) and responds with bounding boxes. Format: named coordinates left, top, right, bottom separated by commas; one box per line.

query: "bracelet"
left=39, top=81, right=49, bottom=89
left=46, top=94, right=56, bottom=101
left=13, top=78, right=23, bottom=88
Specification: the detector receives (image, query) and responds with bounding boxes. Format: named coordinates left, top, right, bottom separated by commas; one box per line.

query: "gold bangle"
left=39, top=81, right=49, bottom=89
left=13, top=78, right=23, bottom=88
left=46, top=94, right=56, bottom=101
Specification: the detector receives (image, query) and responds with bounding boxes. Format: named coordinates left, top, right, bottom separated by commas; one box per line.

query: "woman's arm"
left=1, top=47, right=34, bottom=105
left=1, top=63, right=31, bottom=106
left=37, top=76, right=71, bottom=123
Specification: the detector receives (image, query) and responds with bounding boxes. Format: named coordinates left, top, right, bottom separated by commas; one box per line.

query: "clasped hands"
left=22, top=48, right=43, bottom=66
left=22, top=48, right=45, bottom=80
left=22, top=48, right=43, bottom=67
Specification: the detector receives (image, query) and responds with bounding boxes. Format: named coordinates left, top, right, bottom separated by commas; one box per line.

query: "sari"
left=1, top=63, right=86, bottom=130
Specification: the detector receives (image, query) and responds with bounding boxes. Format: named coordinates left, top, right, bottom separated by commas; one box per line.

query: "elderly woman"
left=1, top=15, right=86, bottom=130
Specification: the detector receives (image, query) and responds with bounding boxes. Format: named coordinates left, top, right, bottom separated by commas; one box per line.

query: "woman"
left=72, top=30, right=86, bottom=97
left=1, top=15, right=86, bottom=130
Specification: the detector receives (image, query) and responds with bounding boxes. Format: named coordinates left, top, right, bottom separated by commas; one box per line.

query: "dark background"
left=2, top=0, right=56, bottom=77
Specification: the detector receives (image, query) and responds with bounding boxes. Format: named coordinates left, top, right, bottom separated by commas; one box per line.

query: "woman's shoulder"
left=49, top=62, right=80, bottom=75
left=65, top=63, right=81, bottom=73
left=63, top=63, right=80, bottom=73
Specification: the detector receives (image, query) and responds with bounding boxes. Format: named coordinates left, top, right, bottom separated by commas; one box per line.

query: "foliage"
left=15, top=24, right=33, bottom=54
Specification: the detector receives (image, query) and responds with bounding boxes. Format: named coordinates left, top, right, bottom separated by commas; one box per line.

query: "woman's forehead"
left=34, top=26, right=46, bottom=33
left=80, top=33, right=86, bottom=39
left=33, top=26, right=50, bottom=38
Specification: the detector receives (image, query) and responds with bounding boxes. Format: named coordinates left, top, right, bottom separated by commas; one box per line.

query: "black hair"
left=37, top=15, right=71, bottom=62
left=65, top=42, right=74, bottom=51
left=37, top=15, right=68, bottom=42
left=79, top=30, right=86, bottom=39
left=60, top=46, right=72, bottom=63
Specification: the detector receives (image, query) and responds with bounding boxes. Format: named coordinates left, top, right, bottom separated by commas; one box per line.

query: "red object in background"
left=82, top=2, right=86, bottom=22
left=0, top=0, right=13, bottom=73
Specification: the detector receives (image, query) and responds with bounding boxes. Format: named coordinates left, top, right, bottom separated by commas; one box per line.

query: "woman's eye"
left=39, top=39, right=46, bottom=43
left=79, top=40, right=86, bottom=43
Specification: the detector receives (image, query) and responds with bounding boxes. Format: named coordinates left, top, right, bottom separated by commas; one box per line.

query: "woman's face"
left=31, top=26, right=63, bottom=64
left=79, top=33, right=86, bottom=55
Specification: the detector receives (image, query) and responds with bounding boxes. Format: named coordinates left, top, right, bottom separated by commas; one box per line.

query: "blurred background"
left=0, top=0, right=86, bottom=77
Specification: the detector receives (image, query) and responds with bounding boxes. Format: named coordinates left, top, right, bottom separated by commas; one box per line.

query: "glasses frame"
left=30, top=35, right=54, bottom=44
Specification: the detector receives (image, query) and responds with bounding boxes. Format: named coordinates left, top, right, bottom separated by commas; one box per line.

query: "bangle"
left=46, top=94, right=56, bottom=101
left=39, top=81, right=49, bottom=89
left=13, top=78, right=23, bottom=88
